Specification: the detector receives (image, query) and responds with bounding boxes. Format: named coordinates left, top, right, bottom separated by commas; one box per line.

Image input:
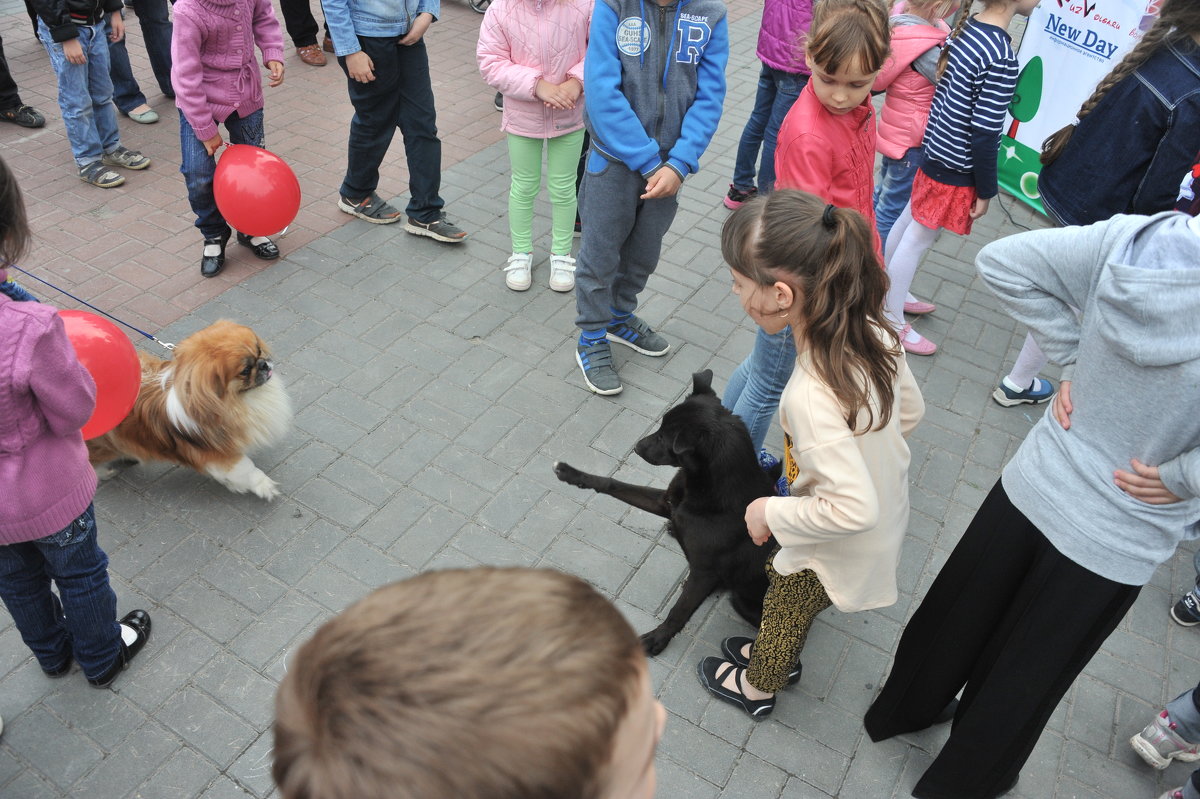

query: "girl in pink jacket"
left=477, top=0, right=590, bottom=293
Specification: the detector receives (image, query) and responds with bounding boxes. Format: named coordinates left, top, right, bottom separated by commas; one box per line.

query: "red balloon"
left=58, top=310, right=141, bottom=440
left=213, top=144, right=302, bottom=237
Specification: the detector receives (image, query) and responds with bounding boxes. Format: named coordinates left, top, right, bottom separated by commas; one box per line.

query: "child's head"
left=0, top=156, right=30, bottom=278
left=272, top=567, right=665, bottom=799
left=903, top=0, right=961, bottom=23
left=937, top=0, right=1039, bottom=79
left=1042, top=0, right=1200, bottom=165
left=804, top=0, right=891, bottom=115
left=722, top=190, right=899, bottom=431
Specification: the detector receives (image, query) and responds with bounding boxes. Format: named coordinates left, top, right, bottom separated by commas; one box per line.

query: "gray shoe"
left=577, top=340, right=622, bottom=395
left=78, top=161, right=125, bottom=188
left=102, top=146, right=150, bottom=170
left=606, top=314, right=670, bottom=356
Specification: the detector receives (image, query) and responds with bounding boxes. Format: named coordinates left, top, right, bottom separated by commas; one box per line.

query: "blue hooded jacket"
left=583, top=0, right=729, bottom=179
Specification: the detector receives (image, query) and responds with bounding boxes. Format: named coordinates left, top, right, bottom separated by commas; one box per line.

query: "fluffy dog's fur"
left=88, top=320, right=293, bottom=500
left=554, top=370, right=778, bottom=655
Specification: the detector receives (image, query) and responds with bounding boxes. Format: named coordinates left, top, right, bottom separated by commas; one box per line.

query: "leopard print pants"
left=745, top=552, right=832, bottom=693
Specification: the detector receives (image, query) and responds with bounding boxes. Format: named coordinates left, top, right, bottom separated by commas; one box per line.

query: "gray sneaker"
left=1131, top=710, right=1200, bottom=769
left=78, top=160, right=125, bottom=188
left=577, top=340, right=622, bottom=395
left=606, top=314, right=670, bottom=356
left=102, top=146, right=150, bottom=170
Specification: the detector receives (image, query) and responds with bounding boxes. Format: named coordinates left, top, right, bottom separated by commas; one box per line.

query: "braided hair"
left=1041, top=0, right=1200, bottom=165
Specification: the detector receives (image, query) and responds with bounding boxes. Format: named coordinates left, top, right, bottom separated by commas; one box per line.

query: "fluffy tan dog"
left=88, top=320, right=293, bottom=500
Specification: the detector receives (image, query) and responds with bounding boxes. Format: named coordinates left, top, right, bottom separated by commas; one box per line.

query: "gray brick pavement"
left=2, top=5, right=1198, bottom=799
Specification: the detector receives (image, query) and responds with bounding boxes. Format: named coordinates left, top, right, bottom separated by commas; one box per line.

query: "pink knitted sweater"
left=0, top=296, right=99, bottom=544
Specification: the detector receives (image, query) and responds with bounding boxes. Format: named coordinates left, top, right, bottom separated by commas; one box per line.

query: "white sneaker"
left=504, top=252, right=532, bottom=291
left=549, top=254, right=576, bottom=292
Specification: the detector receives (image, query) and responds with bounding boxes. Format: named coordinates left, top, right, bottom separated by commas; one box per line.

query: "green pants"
left=506, top=129, right=585, bottom=255
left=746, top=555, right=832, bottom=693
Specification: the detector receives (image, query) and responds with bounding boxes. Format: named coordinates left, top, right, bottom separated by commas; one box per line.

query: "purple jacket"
left=171, top=0, right=285, bottom=142
left=757, top=0, right=813, bottom=75
left=0, top=296, right=98, bottom=545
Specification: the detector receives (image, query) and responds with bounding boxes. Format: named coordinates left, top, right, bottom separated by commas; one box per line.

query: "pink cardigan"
left=477, top=0, right=590, bottom=140
left=171, top=0, right=285, bottom=142
left=0, top=296, right=99, bottom=545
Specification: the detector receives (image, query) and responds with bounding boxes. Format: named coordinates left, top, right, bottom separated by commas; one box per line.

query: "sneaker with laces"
left=577, top=339, right=622, bottom=395
left=724, top=184, right=757, bottom=210
left=504, top=252, right=532, bottom=291
left=992, top=376, right=1054, bottom=407
left=78, top=160, right=125, bottom=188
left=405, top=213, right=468, bottom=243
left=549, top=254, right=575, bottom=292
left=102, top=146, right=150, bottom=170
left=606, top=315, right=669, bottom=356
left=1131, top=710, right=1200, bottom=769
left=1171, top=580, right=1200, bottom=626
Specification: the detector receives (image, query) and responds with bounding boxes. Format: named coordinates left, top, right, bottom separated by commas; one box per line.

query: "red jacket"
left=775, top=80, right=882, bottom=258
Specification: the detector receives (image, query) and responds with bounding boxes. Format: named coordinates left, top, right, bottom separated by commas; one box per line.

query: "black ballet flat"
left=721, top=635, right=802, bottom=686
left=697, top=657, right=776, bottom=719
left=201, top=228, right=231, bottom=278
left=88, top=609, right=152, bottom=688
left=236, top=232, right=280, bottom=260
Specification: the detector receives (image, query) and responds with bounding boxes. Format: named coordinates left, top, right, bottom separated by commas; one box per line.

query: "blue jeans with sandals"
left=38, top=19, right=120, bottom=167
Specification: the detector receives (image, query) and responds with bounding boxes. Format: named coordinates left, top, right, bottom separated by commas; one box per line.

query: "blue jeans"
left=730, top=64, right=806, bottom=195
left=874, top=146, right=923, bottom=249
left=723, top=325, right=797, bottom=452
left=108, top=2, right=174, bottom=113
left=338, top=36, right=444, bottom=223
left=38, top=19, right=120, bottom=167
left=180, top=108, right=265, bottom=238
left=0, top=504, right=121, bottom=680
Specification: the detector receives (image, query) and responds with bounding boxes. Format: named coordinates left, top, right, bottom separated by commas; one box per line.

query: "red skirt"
left=910, top=169, right=977, bottom=236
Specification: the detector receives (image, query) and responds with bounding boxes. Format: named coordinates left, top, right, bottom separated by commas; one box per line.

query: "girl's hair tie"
left=822, top=204, right=837, bottom=229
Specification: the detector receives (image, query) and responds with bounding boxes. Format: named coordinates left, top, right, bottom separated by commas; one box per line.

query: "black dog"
left=554, top=370, right=779, bottom=655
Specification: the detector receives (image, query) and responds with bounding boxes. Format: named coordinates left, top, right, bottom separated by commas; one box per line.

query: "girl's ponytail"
left=935, top=1, right=973, bottom=80
left=1041, top=0, right=1200, bottom=166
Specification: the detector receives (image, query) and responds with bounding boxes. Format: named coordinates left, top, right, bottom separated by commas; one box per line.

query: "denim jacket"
left=1039, top=38, right=1200, bottom=226
left=323, top=0, right=438, bottom=56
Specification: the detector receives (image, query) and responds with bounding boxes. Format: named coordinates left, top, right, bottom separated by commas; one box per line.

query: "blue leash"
left=8, top=264, right=175, bottom=351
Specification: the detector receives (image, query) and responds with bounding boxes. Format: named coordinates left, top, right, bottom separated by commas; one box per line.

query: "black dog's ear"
left=691, top=370, right=715, bottom=396
left=671, top=430, right=695, bottom=457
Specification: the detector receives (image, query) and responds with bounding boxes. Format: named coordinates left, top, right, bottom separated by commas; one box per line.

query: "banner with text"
left=999, top=0, right=1159, bottom=213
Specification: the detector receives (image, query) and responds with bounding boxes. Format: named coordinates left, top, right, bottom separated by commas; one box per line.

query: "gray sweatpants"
left=573, top=151, right=680, bottom=331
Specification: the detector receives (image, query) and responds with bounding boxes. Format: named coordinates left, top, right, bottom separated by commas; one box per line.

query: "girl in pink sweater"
left=477, top=0, right=590, bottom=293
left=171, top=0, right=285, bottom=279
left=0, top=156, right=150, bottom=688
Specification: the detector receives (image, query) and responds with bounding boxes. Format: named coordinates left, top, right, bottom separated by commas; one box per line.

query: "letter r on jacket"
left=675, top=20, right=711, bottom=64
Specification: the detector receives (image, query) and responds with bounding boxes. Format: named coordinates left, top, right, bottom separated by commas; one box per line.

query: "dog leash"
left=8, top=264, right=176, bottom=351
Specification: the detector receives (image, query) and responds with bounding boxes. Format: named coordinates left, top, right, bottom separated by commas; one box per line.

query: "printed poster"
left=999, top=0, right=1159, bottom=213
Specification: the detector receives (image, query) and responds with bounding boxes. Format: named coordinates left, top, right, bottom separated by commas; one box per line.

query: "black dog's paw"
left=640, top=627, right=672, bottom=656
left=553, top=461, right=592, bottom=489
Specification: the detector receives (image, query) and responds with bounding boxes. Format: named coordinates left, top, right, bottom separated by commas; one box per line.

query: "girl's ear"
left=773, top=280, right=797, bottom=311
left=805, top=53, right=816, bottom=75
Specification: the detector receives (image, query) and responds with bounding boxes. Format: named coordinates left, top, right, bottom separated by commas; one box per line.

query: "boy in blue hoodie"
left=572, top=0, right=728, bottom=395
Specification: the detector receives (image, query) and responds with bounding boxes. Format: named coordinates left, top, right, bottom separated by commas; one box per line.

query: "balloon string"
left=7, top=265, right=176, bottom=351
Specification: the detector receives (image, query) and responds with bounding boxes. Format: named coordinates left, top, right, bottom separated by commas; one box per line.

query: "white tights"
left=884, top=202, right=939, bottom=333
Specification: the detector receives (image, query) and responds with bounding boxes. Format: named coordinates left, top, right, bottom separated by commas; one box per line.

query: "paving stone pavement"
left=2, top=2, right=1198, bottom=798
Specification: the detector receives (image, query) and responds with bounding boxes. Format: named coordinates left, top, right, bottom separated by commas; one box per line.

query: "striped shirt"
left=921, top=18, right=1018, bottom=199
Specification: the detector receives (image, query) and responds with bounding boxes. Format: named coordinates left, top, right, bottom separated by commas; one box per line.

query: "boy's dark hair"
left=0, top=156, right=31, bottom=270
left=722, top=190, right=899, bottom=432
left=272, top=567, right=644, bottom=799
left=1041, top=0, right=1200, bottom=165
left=805, top=0, right=892, bottom=75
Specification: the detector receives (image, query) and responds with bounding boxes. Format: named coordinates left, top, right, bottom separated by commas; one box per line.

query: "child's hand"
left=559, top=77, right=583, bottom=106
left=642, top=166, right=681, bottom=199
left=1052, top=380, right=1072, bottom=430
left=266, top=60, right=284, bottom=87
left=202, top=133, right=223, bottom=156
left=399, top=12, right=433, bottom=45
left=1115, top=459, right=1183, bottom=505
left=535, top=79, right=572, bottom=109
left=63, top=38, right=86, bottom=64
left=744, top=498, right=773, bottom=546
left=109, top=12, right=125, bottom=42
left=969, top=196, right=990, bottom=220
left=346, top=51, right=375, bottom=83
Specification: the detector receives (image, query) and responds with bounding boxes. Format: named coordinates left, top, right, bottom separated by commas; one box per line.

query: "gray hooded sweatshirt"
left=978, top=212, right=1200, bottom=585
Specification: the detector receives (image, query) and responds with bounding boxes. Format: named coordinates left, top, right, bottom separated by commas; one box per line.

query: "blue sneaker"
left=606, top=315, right=670, bottom=356
left=1172, top=580, right=1200, bottom=626
left=992, top=377, right=1055, bottom=407
left=577, top=340, right=622, bottom=395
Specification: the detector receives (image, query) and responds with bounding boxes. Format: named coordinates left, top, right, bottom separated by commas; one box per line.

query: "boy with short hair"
left=572, top=0, right=729, bottom=395
left=272, top=567, right=666, bottom=799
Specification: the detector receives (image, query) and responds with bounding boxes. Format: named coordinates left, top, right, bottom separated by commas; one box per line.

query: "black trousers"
left=0, top=34, right=21, bottom=110
left=279, top=0, right=328, bottom=47
left=864, top=480, right=1139, bottom=799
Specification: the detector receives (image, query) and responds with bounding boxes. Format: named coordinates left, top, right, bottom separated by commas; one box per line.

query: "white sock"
left=902, top=325, right=924, bottom=345
left=119, top=623, right=138, bottom=646
left=202, top=243, right=223, bottom=257
left=248, top=236, right=271, bottom=246
left=1005, top=333, right=1047, bottom=390
left=906, top=292, right=919, bottom=305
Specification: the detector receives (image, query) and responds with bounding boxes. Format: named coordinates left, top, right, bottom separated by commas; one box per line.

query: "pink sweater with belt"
left=0, top=295, right=98, bottom=545
left=171, top=0, right=285, bottom=141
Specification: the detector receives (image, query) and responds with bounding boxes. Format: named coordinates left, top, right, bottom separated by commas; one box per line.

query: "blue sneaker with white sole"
left=606, top=315, right=670, bottom=356
left=992, top=377, right=1055, bottom=407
